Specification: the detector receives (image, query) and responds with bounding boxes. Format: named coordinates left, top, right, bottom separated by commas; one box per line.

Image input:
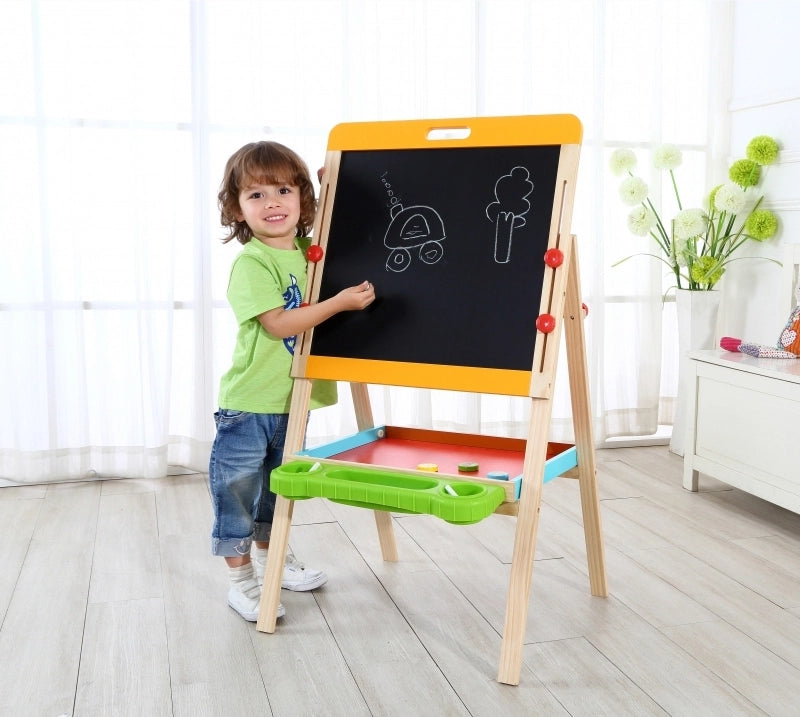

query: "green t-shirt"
left=218, top=237, right=336, bottom=413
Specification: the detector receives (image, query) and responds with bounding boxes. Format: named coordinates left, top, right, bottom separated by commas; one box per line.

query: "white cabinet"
left=683, top=349, right=800, bottom=514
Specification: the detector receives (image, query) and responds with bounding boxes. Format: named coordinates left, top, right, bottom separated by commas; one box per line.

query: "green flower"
left=729, top=159, right=760, bottom=187
left=609, top=148, right=637, bottom=176
left=690, top=256, right=725, bottom=286
left=746, top=135, right=779, bottom=166
left=745, top=209, right=778, bottom=240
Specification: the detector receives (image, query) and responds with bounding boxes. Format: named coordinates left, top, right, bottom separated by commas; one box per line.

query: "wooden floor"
left=2, top=445, right=800, bottom=716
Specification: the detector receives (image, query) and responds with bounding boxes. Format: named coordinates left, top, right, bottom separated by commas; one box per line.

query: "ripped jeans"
left=208, top=409, right=288, bottom=557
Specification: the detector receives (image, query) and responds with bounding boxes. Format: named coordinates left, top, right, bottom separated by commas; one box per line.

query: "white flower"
left=627, top=205, right=657, bottom=236
left=672, top=208, right=708, bottom=239
left=713, top=182, right=747, bottom=214
left=619, top=176, right=649, bottom=205
left=653, top=144, right=682, bottom=170
left=609, top=148, right=637, bottom=176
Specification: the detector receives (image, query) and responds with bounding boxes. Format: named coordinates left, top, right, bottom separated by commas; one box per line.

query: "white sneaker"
left=254, top=549, right=328, bottom=592
left=227, top=585, right=285, bottom=621
left=282, top=551, right=328, bottom=591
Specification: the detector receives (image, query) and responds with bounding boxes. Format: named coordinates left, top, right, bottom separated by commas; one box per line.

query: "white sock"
left=229, top=562, right=260, bottom=599
left=252, top=546, right=271, bottom=585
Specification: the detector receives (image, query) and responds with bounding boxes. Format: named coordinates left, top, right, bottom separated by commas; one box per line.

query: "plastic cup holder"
left=271, top=460, right=506, bottom=524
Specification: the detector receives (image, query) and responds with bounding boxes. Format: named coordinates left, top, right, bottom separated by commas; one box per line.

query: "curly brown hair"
left=217, top=141, right=317, bottom=244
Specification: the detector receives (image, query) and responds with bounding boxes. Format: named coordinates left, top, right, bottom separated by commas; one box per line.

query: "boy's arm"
left=257, top=280, right=374, bottom=339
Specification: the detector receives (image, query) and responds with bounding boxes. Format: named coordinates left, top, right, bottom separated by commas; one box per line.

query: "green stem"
left=644, top=198, right=670, bottom=252
left=669, top=169, right=682, bottom=210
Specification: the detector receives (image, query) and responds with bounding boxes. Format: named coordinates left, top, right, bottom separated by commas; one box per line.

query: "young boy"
left=210, top=141, right=375, bottom=621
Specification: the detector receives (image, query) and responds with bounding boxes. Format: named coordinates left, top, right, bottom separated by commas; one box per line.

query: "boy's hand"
left=337, top=280, right=375, bottom=310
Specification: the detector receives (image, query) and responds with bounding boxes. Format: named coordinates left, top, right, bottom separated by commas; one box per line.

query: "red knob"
left=581, top=302, right=589, bottom=316
left=536, top=314, right=556, bottom=333
left=306, top=245, right=324, bottom=263
left=300, top=302, right=309, bottom=308
left=543, top=248, right=564, bottom=268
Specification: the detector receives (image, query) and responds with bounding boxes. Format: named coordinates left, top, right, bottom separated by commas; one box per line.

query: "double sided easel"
left=256, top=116, right=606, bottom=686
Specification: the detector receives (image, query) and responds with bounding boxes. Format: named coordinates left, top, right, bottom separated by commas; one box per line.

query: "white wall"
left=724, top=0, right=800, bottom=343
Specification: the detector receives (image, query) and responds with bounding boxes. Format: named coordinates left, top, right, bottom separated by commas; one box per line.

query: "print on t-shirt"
left=282, top=274, right=302, bottom=355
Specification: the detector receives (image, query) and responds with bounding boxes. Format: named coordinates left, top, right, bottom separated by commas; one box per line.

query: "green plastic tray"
left=271, top=460, right=506, bottom=525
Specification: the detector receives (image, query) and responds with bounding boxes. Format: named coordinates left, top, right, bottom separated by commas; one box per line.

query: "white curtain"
left=0, top=0, right=732, bottom=485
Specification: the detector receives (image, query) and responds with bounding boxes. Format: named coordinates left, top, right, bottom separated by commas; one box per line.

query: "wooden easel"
left=256, top=117, right=606, bottom=686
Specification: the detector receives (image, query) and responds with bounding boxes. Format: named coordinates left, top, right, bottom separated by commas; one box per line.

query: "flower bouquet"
left=610, top=136, right=781, bottom=291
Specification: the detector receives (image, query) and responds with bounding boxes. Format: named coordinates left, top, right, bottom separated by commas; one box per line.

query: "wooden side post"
left=563, top=235, right=607, bottom=596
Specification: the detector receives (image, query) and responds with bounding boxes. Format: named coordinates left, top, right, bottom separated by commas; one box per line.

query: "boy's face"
left=236, top=179, right=302, bottom=248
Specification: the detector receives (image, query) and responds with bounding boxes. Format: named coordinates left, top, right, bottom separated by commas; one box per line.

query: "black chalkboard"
left=310, top=144, right=562, bottom=372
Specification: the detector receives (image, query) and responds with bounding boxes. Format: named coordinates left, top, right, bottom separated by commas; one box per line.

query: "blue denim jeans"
left=208, top=409, right=288, bottom=557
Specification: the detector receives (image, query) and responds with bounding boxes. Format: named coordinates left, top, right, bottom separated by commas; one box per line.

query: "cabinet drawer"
left=695, top=362, right=800, bottom=493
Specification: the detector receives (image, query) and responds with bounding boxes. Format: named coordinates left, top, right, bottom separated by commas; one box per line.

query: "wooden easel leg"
left=256, top=494, right=293, bottom=632
left=564, top=235, right=607, bottom=597
left=350, top=382, right=399, bottom=562
left=497, top=400, right=551, bottom=685
left=257, top=377, right=309, bottom=632
left=374, top=510, right=398, bottom=562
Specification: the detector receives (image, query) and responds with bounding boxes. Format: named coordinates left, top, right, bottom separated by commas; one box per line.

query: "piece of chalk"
left=487, top=470, right=509, bottom=481
left=443, top=484, right=458, bottom=496
left=417, top=462, right=438, bottom=472
left=309, top=461, right=321, bottom=472
left=458, top=461, right=479, bottom=472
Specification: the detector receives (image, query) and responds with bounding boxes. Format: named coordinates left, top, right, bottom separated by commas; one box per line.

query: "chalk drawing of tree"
left=485, top=166, right=533, bottom=263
